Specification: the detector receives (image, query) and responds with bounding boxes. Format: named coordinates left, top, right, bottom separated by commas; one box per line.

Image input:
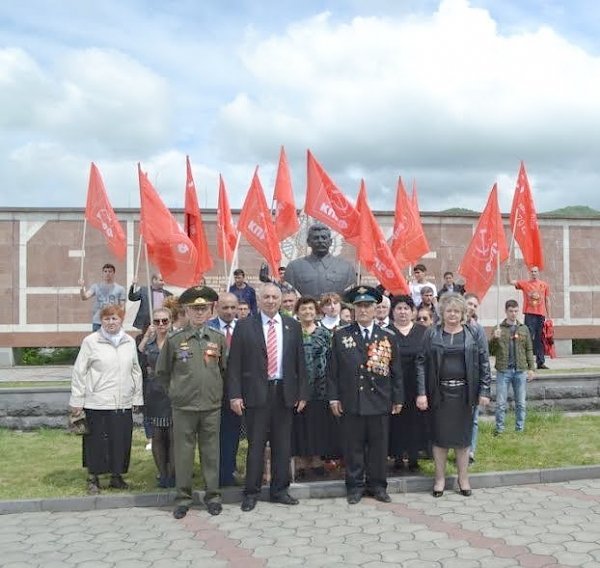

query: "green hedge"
left=15, top=347, right=80, bottom=366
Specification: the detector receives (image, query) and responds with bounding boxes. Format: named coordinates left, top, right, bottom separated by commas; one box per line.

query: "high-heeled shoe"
left=458, top=483, right=472, bottom=497
left=432, top=489, right=444, bottom=498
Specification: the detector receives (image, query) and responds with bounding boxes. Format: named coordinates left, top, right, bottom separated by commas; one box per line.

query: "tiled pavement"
left=2, top=479, right=600, bottom=567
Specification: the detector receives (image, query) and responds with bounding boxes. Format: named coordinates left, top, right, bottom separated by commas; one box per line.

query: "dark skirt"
left=82, top=409, right=133, bottom=475
left=430, top=384, right=473, bottom=449
left=389, top=404, right=429, bottom=459
left=292, top=400, right=342, bottom=457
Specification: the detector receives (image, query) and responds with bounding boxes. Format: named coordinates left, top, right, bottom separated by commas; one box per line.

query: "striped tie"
left=267, top=319, right=278, bottom=378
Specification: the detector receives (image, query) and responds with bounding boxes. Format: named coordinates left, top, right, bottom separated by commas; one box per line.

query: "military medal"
left=177, top=341, right=192, bottom=362
left=366, top=337, right=392, bottom=376
left=204, top=342, right=220, bottom=363
left=342, top=336, right=356, bottom=349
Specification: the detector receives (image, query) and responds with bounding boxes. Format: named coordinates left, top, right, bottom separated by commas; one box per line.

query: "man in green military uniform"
left=156, top=286, right=227, bottom=519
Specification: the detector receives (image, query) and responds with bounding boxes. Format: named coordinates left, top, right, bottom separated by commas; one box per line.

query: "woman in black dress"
left=416, top=293, right=491, bottom=497
left=388, top=295, right=427, bottom=472
left=137, top=307, right=175, bottom=488
left=291, top=296, right=336, bottom=478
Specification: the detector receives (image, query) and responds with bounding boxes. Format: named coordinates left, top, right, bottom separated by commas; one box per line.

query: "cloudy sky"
left=1, top=0, right=599, bottom=213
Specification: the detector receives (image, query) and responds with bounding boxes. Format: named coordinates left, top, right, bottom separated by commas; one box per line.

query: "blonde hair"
left=438, top=292, right=467, bottom=325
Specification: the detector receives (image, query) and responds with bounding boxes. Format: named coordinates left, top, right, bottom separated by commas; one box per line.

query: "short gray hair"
left=438, top=292, right=467, bottom=324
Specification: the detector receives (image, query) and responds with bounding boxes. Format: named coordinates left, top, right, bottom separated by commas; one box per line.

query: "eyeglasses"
left=153, top=318, right=170, bottom=325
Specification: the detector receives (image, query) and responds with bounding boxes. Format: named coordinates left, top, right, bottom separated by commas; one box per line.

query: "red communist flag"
left=184, top=156, right=213, bottom=279
left=217, top=175, right=238, bottom=262
left=273, top=146, right=300, bottom=241
left=238, top=168, right=282, bottom=275
left=458, top=184, right=509, bottom=300
left=305, top=150, right=359, bottom=244
left=85, top=163, right=126, bottom=260
left=138, top=164, right=198, bottom=287
left=356, top=180, right=409, bottom=295
left=389, top=177, right=429, bottom=267
left=510, top=161, right=544, bottom=270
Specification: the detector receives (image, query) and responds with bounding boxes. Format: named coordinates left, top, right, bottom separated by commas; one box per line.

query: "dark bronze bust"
left=284, top=223, right=356, bottom=297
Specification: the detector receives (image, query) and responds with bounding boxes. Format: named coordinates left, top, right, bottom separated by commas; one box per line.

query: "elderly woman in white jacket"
left=70, top=304, right=143, bottom=494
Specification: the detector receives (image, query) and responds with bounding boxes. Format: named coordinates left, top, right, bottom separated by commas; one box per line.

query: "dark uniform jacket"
left=227, top=313, right=308, bottom=408
left=327, top=322, right=404, bottom=416
left=155, top=325, right=227, bottom=412
left=128, top=285, right=172, bottom=330
left=415, top=323, right=492, bottom=408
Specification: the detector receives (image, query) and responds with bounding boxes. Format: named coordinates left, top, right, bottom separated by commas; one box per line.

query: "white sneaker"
left=145, top=441, right=152, bottom=451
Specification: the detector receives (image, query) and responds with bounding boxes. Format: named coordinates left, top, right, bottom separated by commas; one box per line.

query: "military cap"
left=179, top=285, right=219, bottom=306
left=344, top=285, right=383, bottom=305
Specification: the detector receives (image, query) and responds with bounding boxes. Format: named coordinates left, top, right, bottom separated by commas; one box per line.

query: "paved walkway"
left=2, top=479, right=600, bottom=567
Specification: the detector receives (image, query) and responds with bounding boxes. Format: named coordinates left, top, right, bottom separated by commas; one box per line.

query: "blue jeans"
left=495, top=369, right=528, bottom=432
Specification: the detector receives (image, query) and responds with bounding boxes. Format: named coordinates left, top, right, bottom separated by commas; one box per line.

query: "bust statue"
left=284, top=223, right=356, bottom=297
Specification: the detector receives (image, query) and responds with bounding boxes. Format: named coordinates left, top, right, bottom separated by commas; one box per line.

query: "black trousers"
left=244, top=382, right=293, bottom=498
left=342, top=413, right=389, bottom=493
left=219, top=405, right=242, bottom=486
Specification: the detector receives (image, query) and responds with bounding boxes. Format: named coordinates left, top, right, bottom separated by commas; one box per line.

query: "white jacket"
left=70, top=331, right=143, bottom=410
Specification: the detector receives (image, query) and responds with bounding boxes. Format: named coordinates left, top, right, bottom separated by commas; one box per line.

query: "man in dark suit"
left=207, top=292, right=242, bottom=487
left=228, top=283, right=308, bottom=512
left=128, top=273, right=172, bottom=330
left=437, top=271, right=466, bottom=300
left=328, top=286, right=404, bottom=505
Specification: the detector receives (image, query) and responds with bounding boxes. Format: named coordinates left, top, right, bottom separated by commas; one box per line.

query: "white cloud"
left=215, top=0, right=600, bottom=211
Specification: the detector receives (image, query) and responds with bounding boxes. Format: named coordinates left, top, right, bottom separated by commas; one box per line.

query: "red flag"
left=457, top=184, right=509, bottom=300
left=356, top=180, right=409, bottom=295
left=238, top=168, right=282, bottom=275
left=389, top=177, right=430, bottom=267
left=411, top=179, right=418, bottom=209
left=305, top=150, right=359, bottom=243
left=138, top=164, right=198, bottom=287
left=273, top=146, right=300, bottom=241
left=510, top=161, right=544, bottom=270
left=184, top=156, right=213, bottom=279
left=216, top=174, right=238, bottom=262
left=85, top=163, right=126, bottom=260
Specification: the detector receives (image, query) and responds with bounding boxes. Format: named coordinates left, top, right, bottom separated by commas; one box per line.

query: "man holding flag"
left=507, top=266, right=551, bottom=370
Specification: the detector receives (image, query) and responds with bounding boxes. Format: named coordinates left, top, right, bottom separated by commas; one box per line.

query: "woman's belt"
left=439, top=378, right=467, bottom=387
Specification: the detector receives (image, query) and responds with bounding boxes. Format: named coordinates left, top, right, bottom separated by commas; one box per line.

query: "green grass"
left=1, top=412, right=599, bottom=500
left=0, top=381, right=71, bottom=389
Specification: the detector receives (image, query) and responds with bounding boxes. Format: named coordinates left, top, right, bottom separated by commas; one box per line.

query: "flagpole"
left=144, top=243, right=154, bottom=319
left=496, top=247, right=501, bottom=329
left=79, top=219, right=87, bottom=281
left=227, top=234, right=242, bottom=289
left=508, top=214, right=518, bottom=261
left=221, top=229, right=229, bottom=290
left=134, top=234, right=144, bottom=283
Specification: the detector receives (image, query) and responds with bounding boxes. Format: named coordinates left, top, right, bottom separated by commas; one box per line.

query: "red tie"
left=267, top=319, right=278, bottom=378
left=225, top=324, right=232, bottom=348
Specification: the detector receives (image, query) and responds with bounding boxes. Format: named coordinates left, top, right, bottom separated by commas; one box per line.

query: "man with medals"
left=156, top=286, right=227, bottom=519
left=327, top=286, right=404, bottom=505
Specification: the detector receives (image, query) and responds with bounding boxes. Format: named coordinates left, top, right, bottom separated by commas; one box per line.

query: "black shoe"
left=407, top=461, right=420, bottom=473
left=432, top=490, right=444, bottom=498
left=393, top=458, right=405, bottom=471
left=241, top=495, right=257, bottom=512
left=370, top=490, right=391, bottom=503
left=537, top=363, right=549, bottom=370
left=206, top=502, right=222, bottom=516
left=270, top=493, right=299, bottom=505
left=109, top=475, right=129, bottom=490
left=347, top=492, right=363, bottom=505
left=173, top=505, right=189, bottom=519
left=458, top=484, right=472, bottom=497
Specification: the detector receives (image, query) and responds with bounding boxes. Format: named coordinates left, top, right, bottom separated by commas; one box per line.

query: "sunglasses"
left=153, top=318, right=170, bottom=325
